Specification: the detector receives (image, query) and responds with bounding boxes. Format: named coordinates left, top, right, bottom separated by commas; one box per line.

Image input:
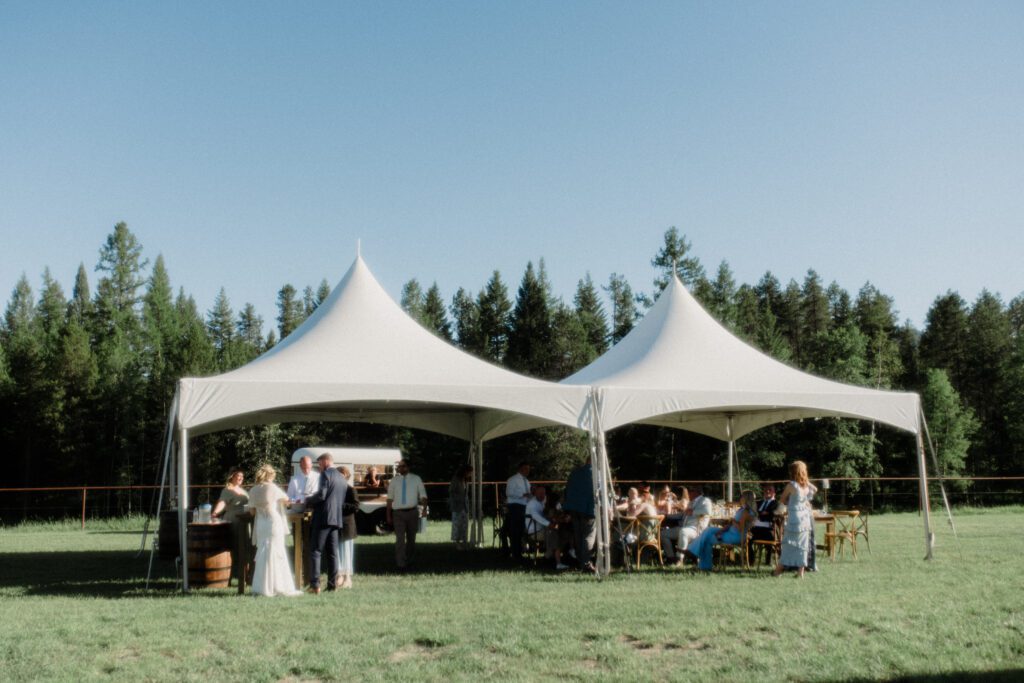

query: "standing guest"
left=303, top=453, right=347, bottom=593
left=774, top=461, right=818, bottom=579
left=689, top=490, right=757, bottom=572
left=386, top=458, right=428, bottom=571
left=749, top=484, right=780, bottom=564
left=286, top=455, right=318, bottom=584
left=287, top=455, right=319, bottom=503
left=505, top=461, right=532, bottom=562
left=246, top=464, right=301, bottom=596
left=211, top=468, right=252, bottom=588
left=563, top=458, right=596, bottom=573
left=677, top=486, right=714, bottom=557
left=334, top=466, right=359, bottom=589
left=448, top=464, right=473, bottom=550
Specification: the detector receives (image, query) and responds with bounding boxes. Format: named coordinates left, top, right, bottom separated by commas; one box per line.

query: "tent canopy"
left=563, top=275, right=920, bottom=441
left=175, top=255, right=589, bottom=442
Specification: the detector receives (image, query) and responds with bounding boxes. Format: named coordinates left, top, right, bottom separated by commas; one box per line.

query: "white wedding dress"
left=247, top=483, right=302, bottom=597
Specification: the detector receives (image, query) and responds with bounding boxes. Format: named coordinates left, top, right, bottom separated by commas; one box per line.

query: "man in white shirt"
left=386, top=458, right=428, bottom=571
left=678, top=486, right=714, bottom=557
left=287, top=456, right=319, bottom=503
left=504, top=461, right=531, bottom=561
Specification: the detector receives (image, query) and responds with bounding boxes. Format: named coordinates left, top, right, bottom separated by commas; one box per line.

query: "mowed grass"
left=1, top=508, right=1022, bottom=682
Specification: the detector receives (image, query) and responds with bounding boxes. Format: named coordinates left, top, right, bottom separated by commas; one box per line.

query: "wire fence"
left=1, top=476, right=1021, bottom=527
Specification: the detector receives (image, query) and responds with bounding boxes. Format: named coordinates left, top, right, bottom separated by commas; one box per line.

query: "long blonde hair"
left=789, top=460, right=809, bottom=487
left=254, top=464, right=276, bottom=485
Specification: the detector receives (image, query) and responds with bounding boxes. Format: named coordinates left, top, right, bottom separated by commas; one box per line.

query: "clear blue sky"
left=2, top=2, right=1022, bottom=331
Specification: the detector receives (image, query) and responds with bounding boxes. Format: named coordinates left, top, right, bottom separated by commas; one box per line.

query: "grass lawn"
left=1, top=508, right=1022, bottom=682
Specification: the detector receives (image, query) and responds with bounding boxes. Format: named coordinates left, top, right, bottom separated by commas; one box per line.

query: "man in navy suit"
left=304, top=452, right=348, bottom=593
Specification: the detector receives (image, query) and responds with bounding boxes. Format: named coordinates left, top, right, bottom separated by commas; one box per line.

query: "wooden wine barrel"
left=187, top=522, right=232, bottom=588
left=157, top=509, right=193, bottom=560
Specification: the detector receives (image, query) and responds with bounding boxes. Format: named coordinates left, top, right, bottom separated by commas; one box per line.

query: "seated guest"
left=617, top=487, right=642, bottom=516
left=677, top=486, right=713, bottom=556
left=688, top=490, right=757, bottom=571
left=363, top=466, right=382, bottom=489
left=749, top=484, right=780, bottom=563
left=636, top=491, right=658, bottom=518
left=655, top=485, right=677, bottom=516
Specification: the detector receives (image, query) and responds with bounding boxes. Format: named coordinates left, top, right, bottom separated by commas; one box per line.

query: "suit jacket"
left=757, top=497, right=779, bottom=523
left=305, top=468, right=347, bottom=530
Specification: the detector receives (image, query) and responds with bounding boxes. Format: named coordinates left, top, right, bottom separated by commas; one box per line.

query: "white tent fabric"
left=560, top=275, right=929, bottom=574
left=563, top=275, right=921, bottom=439
left=175, top=255, right=589, bottom=441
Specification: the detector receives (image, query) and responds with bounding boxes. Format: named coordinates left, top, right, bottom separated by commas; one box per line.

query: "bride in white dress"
left=247, top=464, right=302, bottom=597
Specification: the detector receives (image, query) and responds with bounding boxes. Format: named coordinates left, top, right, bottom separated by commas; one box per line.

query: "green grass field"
left=1, top=508, right=1022, bottom=682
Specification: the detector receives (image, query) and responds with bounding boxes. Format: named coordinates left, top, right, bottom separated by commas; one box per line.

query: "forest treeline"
left=2, top=223, right=1023, bottom=512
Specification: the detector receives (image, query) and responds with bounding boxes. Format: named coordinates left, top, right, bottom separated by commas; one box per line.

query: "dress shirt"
left=506, top=473, right=531, bottom=506
left=387, top=473, right=427, bottom=510
left=287, top=472, right=319, bottom=501
left=684, top=495, right=714, bottom=527
left=525, top=497, right=550, bottom=529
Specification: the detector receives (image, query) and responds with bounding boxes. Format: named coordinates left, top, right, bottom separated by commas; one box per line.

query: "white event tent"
left=163, top=254, right=590, bottom=589
left=562, top=275, right=936, bottom=575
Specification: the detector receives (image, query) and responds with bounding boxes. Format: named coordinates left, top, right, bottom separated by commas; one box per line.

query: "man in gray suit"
left=304, top=452, right=347, bottom=593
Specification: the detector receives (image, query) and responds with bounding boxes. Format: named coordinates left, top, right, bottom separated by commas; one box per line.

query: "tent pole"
left=476, top=439, right=485, bottom=547
left=467, top=440, right=478, bottom=547
left=920, top=409, right=960, bottom=551
left=177, top=426, right=190, bottom=592
left=915, top=430, right=935, bottom=560
left=726, top=416, right=735, bottom=503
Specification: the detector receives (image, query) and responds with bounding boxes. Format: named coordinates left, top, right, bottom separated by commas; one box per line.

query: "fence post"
left=81, top=488, right=87, bottom=530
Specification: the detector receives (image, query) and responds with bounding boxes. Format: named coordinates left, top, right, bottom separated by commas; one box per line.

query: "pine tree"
left=826, top=282, right=852, bottom=328
left=2, top=276, right=44, bottom=489
left=550, top=302, right=593, bottom=377
left=919, top=291, right=969, bottom=387
left=175, top=290, right=215, bottom=376
left=574, top=273, right=609, bottom=357
left=302, top=285, right=317, bottom=318
left=315, top=279, right=332, bottom=308
left=604, top=273, right=637, bottom=345
left=400, top=279, right=425, bottom=322
left=450, top=288, right=481, bottom=353
left=778, top=280, right=803, bottom=364
left=961, top=290, right=1013, bottom=474
left=68, top=263, right=94, bottom=325
left=733, top=284, right=760, bottom=341
left=754, top=272, right=783, bottom=317
left=476, top=271, right=512, bottom=363
left=921, top=368, right=977, bottom=485
left=93, top=223, right=148, bottom=501
left=276, top=284, right=303, bottom=338
left=707, top=261, right=737, bottom=328
left=507, top=262, right=554, bottom=377
left=207, top=288, right=236, bottom=370
left=421, top=283, right=452, bottom=340
left=651, top=227, right=706, bottom=291
left=236, top=303, right=264, bottom=361
left=801, top=269, right=831, bottom=339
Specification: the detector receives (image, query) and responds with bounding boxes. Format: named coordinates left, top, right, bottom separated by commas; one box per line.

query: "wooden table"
left=287, top=510, right=311, bottom=590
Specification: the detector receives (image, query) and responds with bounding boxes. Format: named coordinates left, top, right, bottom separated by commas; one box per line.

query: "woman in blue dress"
left=774, top=460, right=818, bottom=578
left=689, top=490, right=757, bottom=571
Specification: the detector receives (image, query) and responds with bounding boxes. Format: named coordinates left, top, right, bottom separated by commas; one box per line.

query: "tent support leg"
left=178, top=427, right=190, bottom=592
left=467, top=440, right=478, bottom=547
left=726, top=416, right=735, bottom=503
left=916, top=430, right=935, bottom=560
left=476, top=439, right=484, bottom=548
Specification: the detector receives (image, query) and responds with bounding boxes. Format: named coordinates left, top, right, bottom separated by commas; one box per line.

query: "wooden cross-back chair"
left=826, top=510, right=860, bottom=560
left=632, top=514, right=665, bottom=569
